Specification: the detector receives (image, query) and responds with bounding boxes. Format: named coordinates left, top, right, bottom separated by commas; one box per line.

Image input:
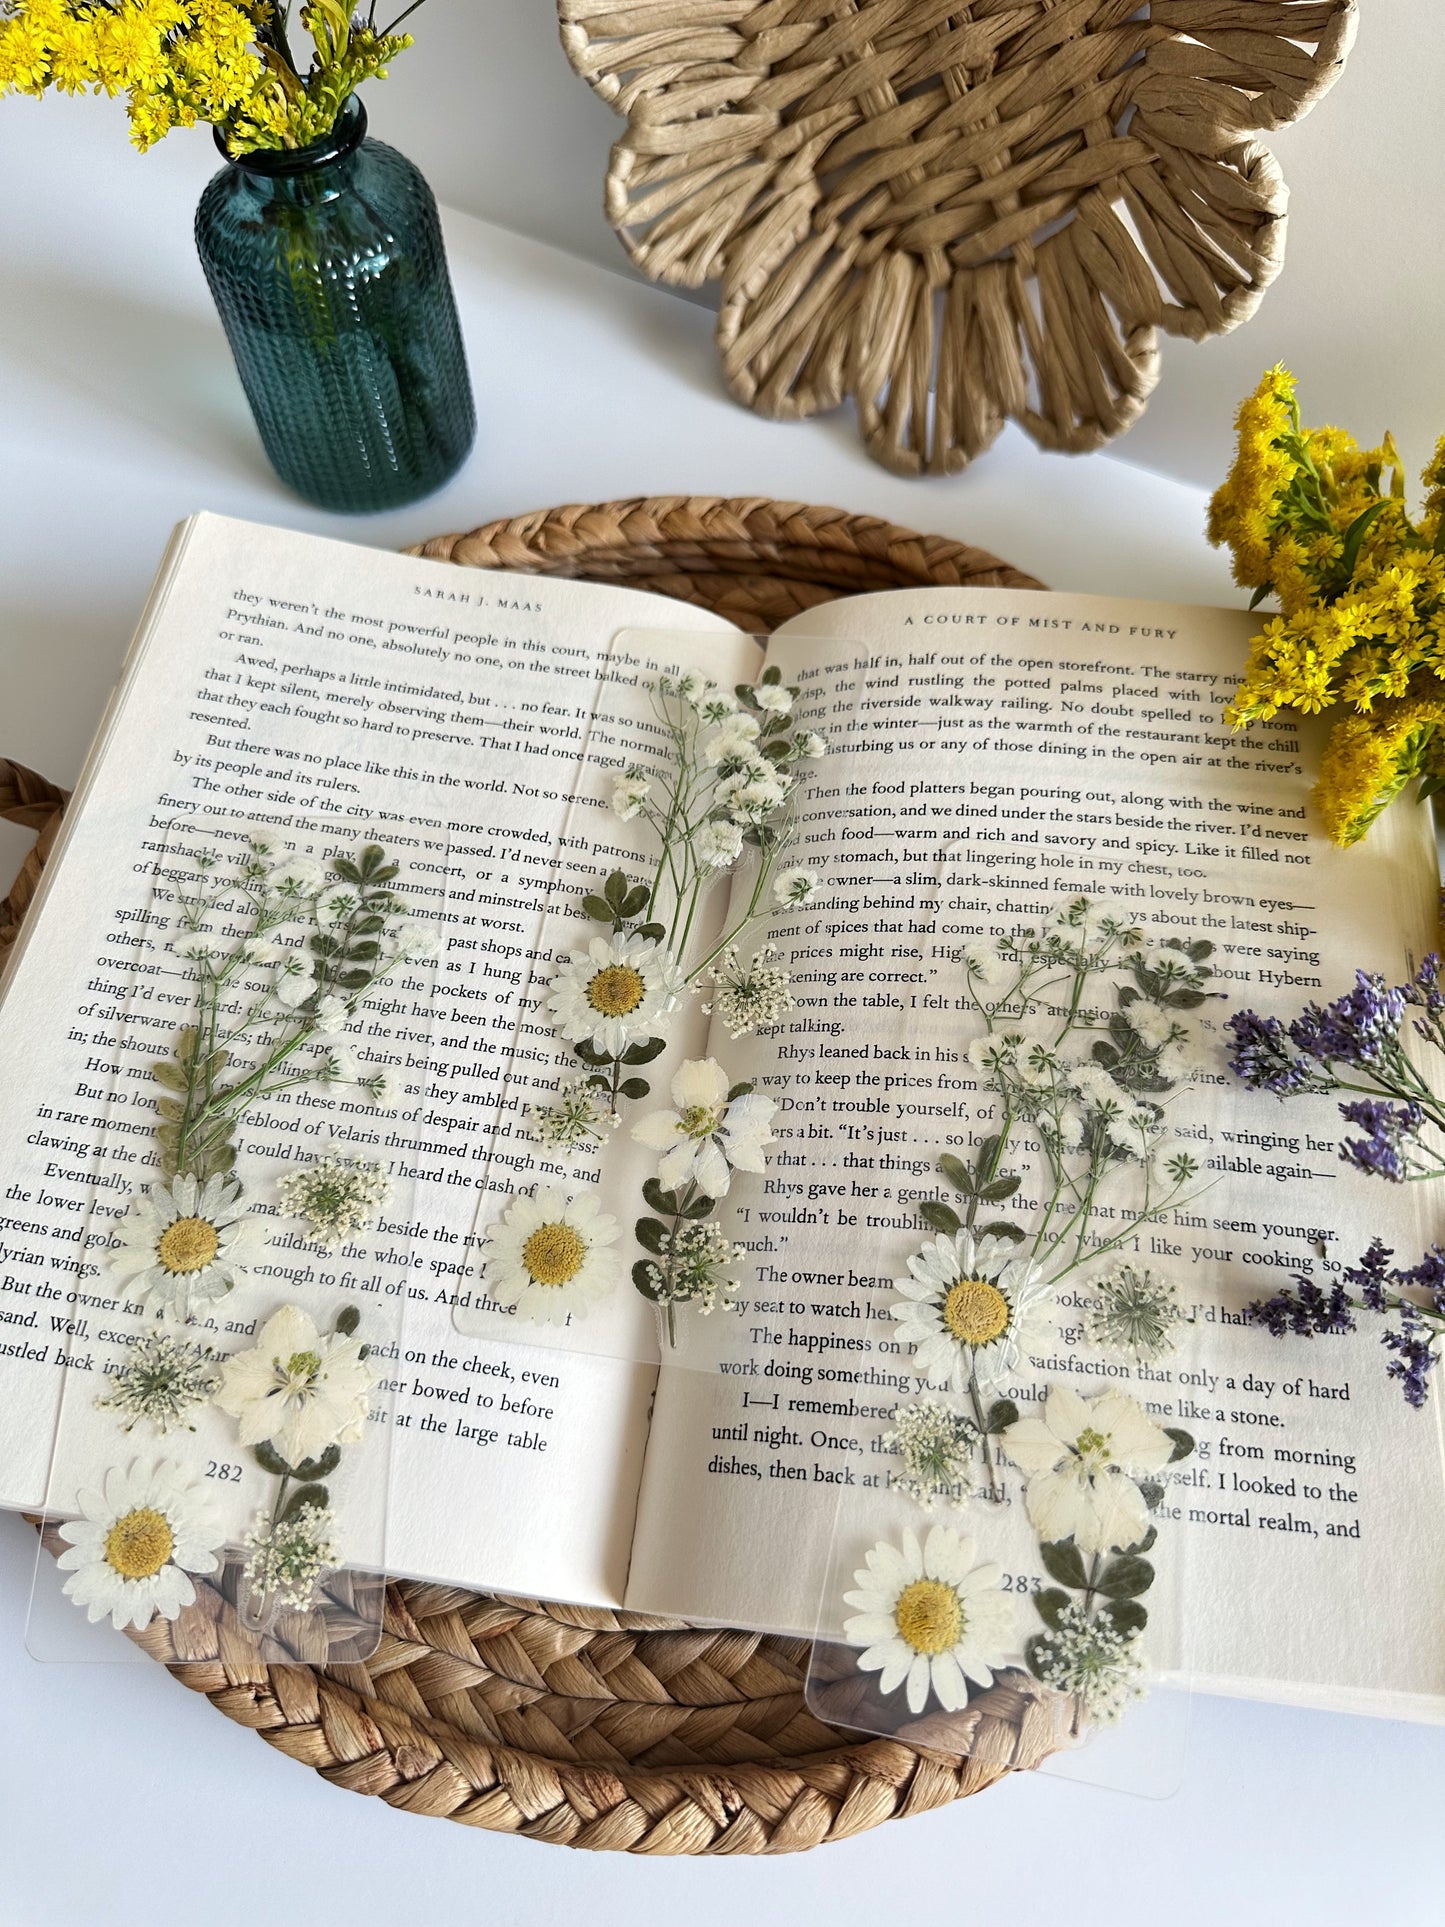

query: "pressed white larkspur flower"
left=883, top=1397, right=980, bottom=1509
left=890, top=1227, right=1049, bottom=1391
left=279, top=1152, right=392, bottom=1251
left=772, top=866, right=818, bottom=908
left=612, top=772, right=651, bottom=822
left=1001, top=1386, right=1174, bottom=1555
left=695, top=819, right=746, bottom=869
left=108, top=1175, right=264, bottom=1321
left=1029, top=1600, right=1146, bottom=1724
left=214, top=1304, right=377, bottom=1466
left=631, top=1058, right=777, bottom=1198
left=752, top=682, right=793, bottom=715
left=705, top=944, right=795, bottom=1038
left=529, top=1077, right=617, bottom=1153
left=56, top=1460, right=224, bottom=1632
left=483, top=1187, right=620, bottom=1324
left=843, top=1525, right=1014, bottom=1714
left=545, top=933, right=685, bottom=1058
left=313, top=994, right=348, bottom=1035
left=242, top=1503, right=340, bottom=1613
left=95, top=1331, right=221, bottom=1435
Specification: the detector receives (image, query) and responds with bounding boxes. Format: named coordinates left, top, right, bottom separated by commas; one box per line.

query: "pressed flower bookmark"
left=30, top=815, right=442, bottom=1667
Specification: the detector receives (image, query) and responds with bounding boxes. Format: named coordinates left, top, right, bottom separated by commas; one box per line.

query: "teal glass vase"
left=195, top=100, right=475, bottom=513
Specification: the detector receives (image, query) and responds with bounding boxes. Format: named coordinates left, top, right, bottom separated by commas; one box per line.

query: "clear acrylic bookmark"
left=28, top=812, right=443, bottom=1665
left=446, top=626, right=796, bottom=1372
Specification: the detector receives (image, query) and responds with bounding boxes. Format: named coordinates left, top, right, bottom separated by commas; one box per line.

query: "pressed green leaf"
left=151, top=1060, right=188, bottom=1092
left=1122, top=1525, right=1158, bottom=1556
left=642, top=1178, right=680, bottom=1216
left=621, top=1037, right=666, bottom=1066
left=581, top=894, right=614, bottom=922
left=984, top=1398, right=1019, bottom=1435
left=1034, top=1588, right=1071, bottom=1632
left=331, top=858, right=363, bottom=884
left=574, top=1041, right=612, bottom=1067
left=1100, top=1598, right=1148, bottom=1637
left=1164, top=1426, right=1196, bottom=1463
left=334, top=1306, right=361, bottom=1338
left=175, top=1026, right=199, bottom=1067
left=1096, top=1554, right=1155, bottom=1600
left=604, top=870, right=629, bottom=907
left=282, top=1484, right=330, bottom=1524
left=1137, top=1479, right=1165, bottom=1513
left=1338, top=498, right=1388, bottom=583
left=682, top=1194, right=715, bottom=1220
left=619, top=886, right=650, bottom=921
left=978, top=1221, right=1027, bottom=1243
left=979, top=1175, right=1020, bottom=1203
left=972, top=1135, right=1000, bottom=1176
left=937, top=1152, right=974, bottom=1196
left=635, top=1217, right=668, bottom=1256
left=635, top=922, right=667, bottom=943
left=918, top=1199, right=962, bottom=1236
left=618, top=1077, right=650, bottom=1101
left=156, top=1096, right=184, bottom=1123
left=289, top=1445, right=342, bottom=1482
left=1039, top=1540, right=1089, bottom=1591
left=1023, top=1632, right=1052, bottom=1681
left=760, top=665, right=782, bottom=685
left=253, top=1441, right=290, bottom=1477
left=726, top=1082, right=755, bottom=1101
left=632, top=1258, right=661, bottom=1301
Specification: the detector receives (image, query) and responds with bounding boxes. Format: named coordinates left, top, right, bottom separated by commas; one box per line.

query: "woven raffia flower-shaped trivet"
left=557, top=1, right=1357, bottom=475
left=7, top=497, right=1083, bottom=1854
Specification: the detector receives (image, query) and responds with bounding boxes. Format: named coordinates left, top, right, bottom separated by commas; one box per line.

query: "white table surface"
left=1, top=99, right=1441, bottom=1927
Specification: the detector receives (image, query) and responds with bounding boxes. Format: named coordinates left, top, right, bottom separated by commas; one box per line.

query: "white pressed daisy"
left=890, top=1227, right=1048, bottom=1391
left=108, top=1175, right=264, bottom=1320
left=483, top=1187, right=620, bottom=1324
left=612, top=772, right=651, bottom=822
left=630, top=1058, right=777, bottom=1198
left=702, top=714, right=761, bottom=766
left=752, top=682, right=793, bottom=715
left=843, top=1525, right=1014, bottom=1714
left=56, top=1459, right=224, bottom=1632
left=772, top=866, right=818, bottom=908
left=545, top=932, right=685, bottom=1057
left=214, top=1303, right=378, bottom=1466
left=695, top=819, right=746, bottom=869
left=1001, top=1386, right=1174, bottom=1555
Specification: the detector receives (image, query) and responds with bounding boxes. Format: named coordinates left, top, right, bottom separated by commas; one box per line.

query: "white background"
left=2, top=11, right=1444, bottom=1921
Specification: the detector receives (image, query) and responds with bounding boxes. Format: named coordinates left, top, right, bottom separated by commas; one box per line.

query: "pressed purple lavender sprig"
left=1246, top=1239, right=1445, bottom=1409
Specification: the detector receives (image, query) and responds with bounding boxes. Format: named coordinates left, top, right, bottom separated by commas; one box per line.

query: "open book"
left=2, top=513, right=1441, bottom=1722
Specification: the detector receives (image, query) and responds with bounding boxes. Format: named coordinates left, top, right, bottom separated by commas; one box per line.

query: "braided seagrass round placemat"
left=7, top=495, right=1071, bottom=1854
left=558, top=1, right=1357, bottom=476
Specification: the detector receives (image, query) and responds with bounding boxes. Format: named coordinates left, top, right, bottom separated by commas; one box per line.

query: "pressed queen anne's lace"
left=279, top=1153, right=392, bottom=1251
left=95, top=1332, right=221, bottom=1435
left=242, top=1503, right=340, bottom=1612
left=883, top=1398, right=980, bottom=1509
left=1029, top=1601, right=1145, bottom=1724
left=704, top=945, right=795, bottom=1038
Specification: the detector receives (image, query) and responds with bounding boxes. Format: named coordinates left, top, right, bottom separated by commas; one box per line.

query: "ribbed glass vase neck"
left=216, top=97, right=368, bottom=184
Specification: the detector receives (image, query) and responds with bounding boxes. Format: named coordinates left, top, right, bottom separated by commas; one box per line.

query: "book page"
left=627, top=587, right=1445, bottom=1718
left=0, top=512, right=755, bottom=1608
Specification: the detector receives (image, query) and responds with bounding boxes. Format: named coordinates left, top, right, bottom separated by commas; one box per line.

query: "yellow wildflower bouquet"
left=0, top=0, right=421, bottom=154
left=1211, top=366, right=1445, bottom=847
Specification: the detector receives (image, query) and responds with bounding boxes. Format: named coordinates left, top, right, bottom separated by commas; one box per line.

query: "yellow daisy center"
left=942, top=1277, right=1010, bottom=1347
left=157, top=1216, right=220, bottom=1274
left=104, top=1506, right=174, bottom=1580
left=522, top=1222, right=587, bottom=1287
left=587, top=964, right=646, bottom=1017
left=894, top=1577, right=964, bottom=1656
